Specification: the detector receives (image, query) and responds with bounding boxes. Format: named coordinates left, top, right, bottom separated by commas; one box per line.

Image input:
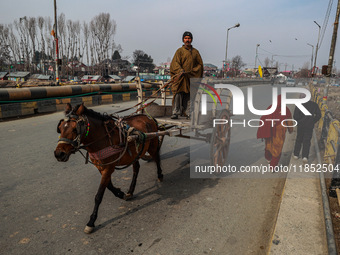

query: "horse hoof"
left=116, top=189, right=125, bottom=199
left=124, top=193, right=133, bottom=200
left=84, top=226, right=94, bottom=234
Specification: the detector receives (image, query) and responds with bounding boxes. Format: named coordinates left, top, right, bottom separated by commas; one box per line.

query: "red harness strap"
left=89, top=146, right=124, bottom=161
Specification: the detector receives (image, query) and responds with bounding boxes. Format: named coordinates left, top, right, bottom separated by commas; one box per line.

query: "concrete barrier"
left=0, top=83, right=155, bottom=102
left=0, top=90, right=150, bottom=119
left=0, top=78, right=271, bottom=119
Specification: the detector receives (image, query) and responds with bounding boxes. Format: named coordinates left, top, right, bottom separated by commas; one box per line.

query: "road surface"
left=0, top=84, right=296, bottom=254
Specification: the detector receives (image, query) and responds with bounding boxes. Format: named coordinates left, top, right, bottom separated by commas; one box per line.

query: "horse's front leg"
left=84, top=171, right=111, bottom=234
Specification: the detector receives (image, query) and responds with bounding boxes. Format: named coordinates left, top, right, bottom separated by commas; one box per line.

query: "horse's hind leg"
left=107, top=180, right=125, bottom=199
left=148, top=138, right=163, bottom=182
left=154, top=149, right=163, bottom=182
left=124, top=161, right=140, bottom=200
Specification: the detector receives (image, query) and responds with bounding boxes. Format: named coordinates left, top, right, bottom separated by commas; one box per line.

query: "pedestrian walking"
left=257, top=95, right=294, bottom=168
left=293, top=97, right=321, bottom=163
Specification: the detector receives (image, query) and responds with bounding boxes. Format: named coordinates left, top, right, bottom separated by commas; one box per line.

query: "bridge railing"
left=311, top=84, right=340, bottom=197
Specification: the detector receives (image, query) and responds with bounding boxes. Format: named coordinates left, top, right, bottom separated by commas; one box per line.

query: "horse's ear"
left=65, top=103, right=72, bottom=114
left=76, top=103, right=85, bottom=116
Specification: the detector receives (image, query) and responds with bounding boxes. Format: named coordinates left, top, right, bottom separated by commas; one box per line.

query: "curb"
left=269, top=130, right=329, bottom=254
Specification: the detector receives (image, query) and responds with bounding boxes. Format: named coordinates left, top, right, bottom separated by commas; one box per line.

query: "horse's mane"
left=73, top=104, right=112, bottom=121
left=73, top=104, right=149, bottom=122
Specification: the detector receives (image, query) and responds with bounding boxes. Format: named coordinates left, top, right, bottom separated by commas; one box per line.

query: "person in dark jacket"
left=293, top=98, right=321, bottom=163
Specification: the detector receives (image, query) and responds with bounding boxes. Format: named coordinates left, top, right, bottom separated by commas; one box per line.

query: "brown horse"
left=54, top=103, right=163, bottom=234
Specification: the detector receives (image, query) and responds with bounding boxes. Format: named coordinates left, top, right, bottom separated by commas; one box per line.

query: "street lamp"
left=224, top=23, right=240, bottom=78
left=313, top=20, right=321, bottom=76
left=255, top=44, right=260, bottom=68
left=307, top=43, right=314, bottom=71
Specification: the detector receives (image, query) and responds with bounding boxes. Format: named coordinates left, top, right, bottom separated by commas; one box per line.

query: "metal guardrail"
left=311, top=83, right=339, bottom=255
left=311, top=85, right=340, bottom=197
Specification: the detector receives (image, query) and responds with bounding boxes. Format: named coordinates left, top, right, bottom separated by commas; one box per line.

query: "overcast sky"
left=1, top=0, right=339, bottom=71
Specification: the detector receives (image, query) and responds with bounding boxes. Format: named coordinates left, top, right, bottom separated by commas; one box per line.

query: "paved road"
left=0, top=84, right=295, bottom=255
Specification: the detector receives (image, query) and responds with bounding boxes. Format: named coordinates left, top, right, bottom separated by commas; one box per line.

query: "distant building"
left=66, top=61, right=88, bottom=76
left=68, top=61, right=87, bottom=70
left=30, top=74, right=41, bottom=80
left=107, top=75, right=122, bottom=83
left=280, top=70, right=292, bottom=78
left=242, top=68, right=256, bottom=77
left=243, top=67, right=278, bottom=77
left=38, top=75, right=53, bottom=80
left=81, top=75, right=103, bottom=83
left=122, top=76, right=136, bottom=82
left=30, top=74, right=53, bottom=81
left=263, top=67, right=278, bottom=77
left=204, top=63, right=218, bottom=76
left=0, top=72, right=9, bottom=80
left=156, top=62, right=171, bottom=75
left=8, top=72, right=30, bottom=82
left=100, top=59, right=132, bottom=76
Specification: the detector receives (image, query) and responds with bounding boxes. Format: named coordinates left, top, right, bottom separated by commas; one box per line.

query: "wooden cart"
left=135, top=77, right=232, bottom=166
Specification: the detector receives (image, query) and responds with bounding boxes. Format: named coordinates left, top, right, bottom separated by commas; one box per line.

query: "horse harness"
left=57, top=113, right=146, bottom=169
left=57, top=113, right=89, bottom=149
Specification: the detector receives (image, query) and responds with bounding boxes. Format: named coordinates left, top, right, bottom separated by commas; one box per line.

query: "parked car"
left=286, top=79, right=296, bottom=87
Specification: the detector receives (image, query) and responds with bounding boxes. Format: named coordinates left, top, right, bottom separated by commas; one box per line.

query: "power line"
left=258, top=47, right=274, bottom=55
left=319, top=0, right=334, bottom=48
left=258, top=48, right=310, bottom=58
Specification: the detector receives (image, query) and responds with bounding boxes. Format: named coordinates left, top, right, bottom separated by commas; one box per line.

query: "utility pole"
left=313, top=21, right=321, bottom=77
left=325, top=0, right=340, bottom=102
left=54, top=0, right=60, bottom=85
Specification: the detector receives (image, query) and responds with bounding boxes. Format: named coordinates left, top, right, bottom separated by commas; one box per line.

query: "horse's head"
left=54, top=103, right=89, bottom=162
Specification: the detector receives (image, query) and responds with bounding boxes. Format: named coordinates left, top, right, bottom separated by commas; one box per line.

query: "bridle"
left=57, top=113, right=90, bottom=151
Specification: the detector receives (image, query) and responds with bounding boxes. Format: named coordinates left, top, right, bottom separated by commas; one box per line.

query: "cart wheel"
left=141, top=135, right=165, bottom=161
left=210, top=109, right=231, bottom=166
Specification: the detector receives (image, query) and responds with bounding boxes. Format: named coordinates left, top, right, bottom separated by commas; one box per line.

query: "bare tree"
left=230, top=55, right=246, bottom=77
left=37, top=17, right=46, bottom=73
left=298, top=62, right=310, bottom=78
left=58, top=13, right=66, bottom=64
left=264, top=57, right=270, bottom=67
left=27, top=17, right=38, bottom=72
left=83, top=22, right=90, bottom=73
left=7, top=24, right=20, bottom=64
left=90, top=13, right=117, bottom=74
left=1, top=12, right=120, bottom=76
left=44, top=16, right=54, bottom=61
left=14, top=17, right=31, bottom=71
left=133, top=50, right=155, bottom=73
left=0, top=25, right=12, bottom=70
